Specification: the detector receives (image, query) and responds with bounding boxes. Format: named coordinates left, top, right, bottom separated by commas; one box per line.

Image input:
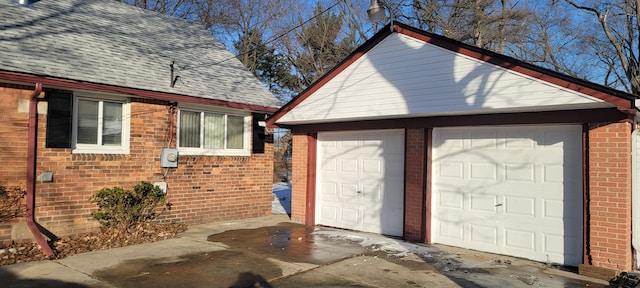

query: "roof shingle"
left=0, top=0, right=280, bottom=109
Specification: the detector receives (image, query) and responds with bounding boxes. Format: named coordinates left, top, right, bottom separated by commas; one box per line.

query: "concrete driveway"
left=0, top=215, right=609, bottom=288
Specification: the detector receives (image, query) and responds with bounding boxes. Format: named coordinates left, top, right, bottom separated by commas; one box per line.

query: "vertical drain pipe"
left=26, top=83, right=55, bottom=258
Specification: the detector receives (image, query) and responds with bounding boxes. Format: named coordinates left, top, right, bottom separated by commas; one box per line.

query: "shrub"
left=89, top=182, right=166, bottom=231
left=0, top=186, right=26, bottom=222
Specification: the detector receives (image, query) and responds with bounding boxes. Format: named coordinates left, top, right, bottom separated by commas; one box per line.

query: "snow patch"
left=313, top=230, right=412, bottom=257
left=272, top=182, right=291, bottom=215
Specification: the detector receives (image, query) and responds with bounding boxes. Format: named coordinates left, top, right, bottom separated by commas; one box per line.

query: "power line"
left=184, top=0, right=345, bottom=71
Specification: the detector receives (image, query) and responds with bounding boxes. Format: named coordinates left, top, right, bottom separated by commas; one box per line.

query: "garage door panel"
left=505, top=133, right=536, bottom=148
left=544, top=233, right=568, bottom=254
left=469, top=194, right=498, bottom=212
left=433, top=125, right=583, bottom=266
left=437, top=219, right=464, bottom=240
left=319, top=205, right=338, bottom=221
left=542, top=129, right=575, bottom=147
left=439, top=190, right=464, bottom=209
left=341, top=184, right=359, bottom=198
left=438, top=161, right=464, bottom=178
left=470, top=162, right=498, bottom=180
left=320, top=157, right=337, bottom=171
left=505, top=229, right=536, bottom=251
left=317, top=130, right=405, bottom=237
left=435, top=130, right=464, bottom=147
left=362, top=158, right=382, bottom=174
left=470, top=224, right=499, bottom=245
left=504, top=163, right=535, bottom=182
left=341, top=208, right=360, bottom=222
left=542, top=164, right=565, bottom=183
left=361, top=183, right=382, bottom=200
left=321, top=182, right=338, bottom=197
left=504, top=196, right=535, bottom=216
left=341, top=159, right=358, bottom=172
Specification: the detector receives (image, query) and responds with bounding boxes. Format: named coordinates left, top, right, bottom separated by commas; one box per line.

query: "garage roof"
left=269, top=22, right=636, bottom=126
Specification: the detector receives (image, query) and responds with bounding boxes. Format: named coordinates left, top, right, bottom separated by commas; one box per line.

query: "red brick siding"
left=290, top=133, right=309, bottom=223
left=404, top=129, right=424, bottom=241
left=588, top=122, right=632, bottom=271
left=0, top=85, right=32, bottom=187
left=0, top=86, right=273, bottom=240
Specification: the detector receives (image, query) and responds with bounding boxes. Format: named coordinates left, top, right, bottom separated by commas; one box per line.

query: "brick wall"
left=0, top=85, right=274, bottom=241
left=404, top=129, right=424, bottom=242
left=290, top=133, right=309, bottom=223
left=588, top=122, right=632, bottom=271
left=0, top=85, right=32, bottom=187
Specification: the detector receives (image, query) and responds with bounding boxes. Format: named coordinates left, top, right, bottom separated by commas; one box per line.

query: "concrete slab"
left=57, top=236, right=227, bottom=275
left=0, top=260, right=111, bottom=288
left=0, top=215, right=611, bottom=288
left=178, top=214, right=292, bottom=240
left=272, top=255, right=459, bottom=288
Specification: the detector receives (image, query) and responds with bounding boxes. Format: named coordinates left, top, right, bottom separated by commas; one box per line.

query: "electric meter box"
left=160, top=148, right=178, bottom=168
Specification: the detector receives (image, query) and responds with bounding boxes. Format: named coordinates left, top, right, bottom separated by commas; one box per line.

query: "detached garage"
left=267, top=23, right=639, bottom=274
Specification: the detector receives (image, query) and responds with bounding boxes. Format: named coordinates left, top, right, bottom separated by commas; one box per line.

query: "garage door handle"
left=357, top=191, right=362, bottom=194
left=495, top=203, right=503, bottom=207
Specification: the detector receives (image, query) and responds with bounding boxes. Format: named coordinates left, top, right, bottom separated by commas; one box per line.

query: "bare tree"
left=408, top=0, right=529, bottom=53
left=274, top=1, right=359, bottom=92
left=564, top=0, right=640, bottom=94
left=116, top=0, right=197, bottom=19
left=507, top=1, right=591, bottom=79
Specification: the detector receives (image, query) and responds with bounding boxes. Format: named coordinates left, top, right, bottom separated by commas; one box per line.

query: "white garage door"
left=432, top=125, right=583, bottom=266
left=317, top=130, right=405, bottom=236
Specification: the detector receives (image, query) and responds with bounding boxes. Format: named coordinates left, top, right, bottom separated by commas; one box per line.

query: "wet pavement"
left=0, top=215, right=611, bottom=288
left=206, top=222, right=367, bottom=265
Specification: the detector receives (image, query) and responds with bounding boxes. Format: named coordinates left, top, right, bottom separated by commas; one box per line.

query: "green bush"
left=89, top=182, right=166, bottom=230
left=0, top=186, right=26, bottom=222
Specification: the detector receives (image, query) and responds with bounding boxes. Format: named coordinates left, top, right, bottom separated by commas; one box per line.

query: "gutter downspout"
left=26, top=83, right=55, bottom=258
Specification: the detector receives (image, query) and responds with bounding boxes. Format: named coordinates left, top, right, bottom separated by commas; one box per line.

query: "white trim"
left=71, top=94, right=130, bottom=154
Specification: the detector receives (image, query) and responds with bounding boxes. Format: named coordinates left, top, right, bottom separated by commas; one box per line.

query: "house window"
left=178, top=109, right=250, bottom=156
left=72, top=96, right=130, bottom=154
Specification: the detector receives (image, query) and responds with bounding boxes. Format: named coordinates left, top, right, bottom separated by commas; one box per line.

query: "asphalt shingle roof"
left=0, top=0, right=280, bottom=109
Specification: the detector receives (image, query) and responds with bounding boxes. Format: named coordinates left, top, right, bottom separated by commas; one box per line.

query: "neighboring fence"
left=273, top=128, right=291, bottom=182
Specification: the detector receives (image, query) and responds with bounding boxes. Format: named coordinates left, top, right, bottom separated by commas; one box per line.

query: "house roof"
left=0, top=0, right=279, bottom=111
left=268, top=22, right=637, bottom=126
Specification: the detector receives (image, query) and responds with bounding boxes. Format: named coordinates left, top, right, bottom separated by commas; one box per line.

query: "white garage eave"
left=269, top=23, right=634, bottom=128
left=275, top=33, right=613, bottom=125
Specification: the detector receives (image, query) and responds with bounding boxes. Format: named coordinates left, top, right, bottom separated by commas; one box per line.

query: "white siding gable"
left=276, top=33, right=611, bottom=124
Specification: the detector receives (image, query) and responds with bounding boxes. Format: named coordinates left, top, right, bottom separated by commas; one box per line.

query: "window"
left=178, top=109, right=250, bottom=156
left=72, top=96, right=130, bottom=154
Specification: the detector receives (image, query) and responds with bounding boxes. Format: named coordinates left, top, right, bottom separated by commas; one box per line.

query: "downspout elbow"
left=26, top=83, right=55, bottom=258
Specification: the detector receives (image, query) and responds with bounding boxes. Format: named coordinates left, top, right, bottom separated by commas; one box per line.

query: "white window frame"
left=177, top=105, right=251, bottom=156
left=72, top=94, right=130, bottom=154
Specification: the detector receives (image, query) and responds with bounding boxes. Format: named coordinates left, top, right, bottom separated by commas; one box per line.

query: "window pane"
left=179, top=111, right=200, bottom=148
left=102, top=102, right=122, bottom=145
left=77, top=99, right=98, bottom=144
left=227, top=115, right=244, bottom=149
left=204, top=113, right=224, bottom=149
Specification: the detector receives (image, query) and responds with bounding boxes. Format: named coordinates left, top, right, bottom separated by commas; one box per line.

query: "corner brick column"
left=291, top=133, right=310, bottom=223
left=404, top=129, right=426, bottom=242
left=587, top=122, right=632, bottom=271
